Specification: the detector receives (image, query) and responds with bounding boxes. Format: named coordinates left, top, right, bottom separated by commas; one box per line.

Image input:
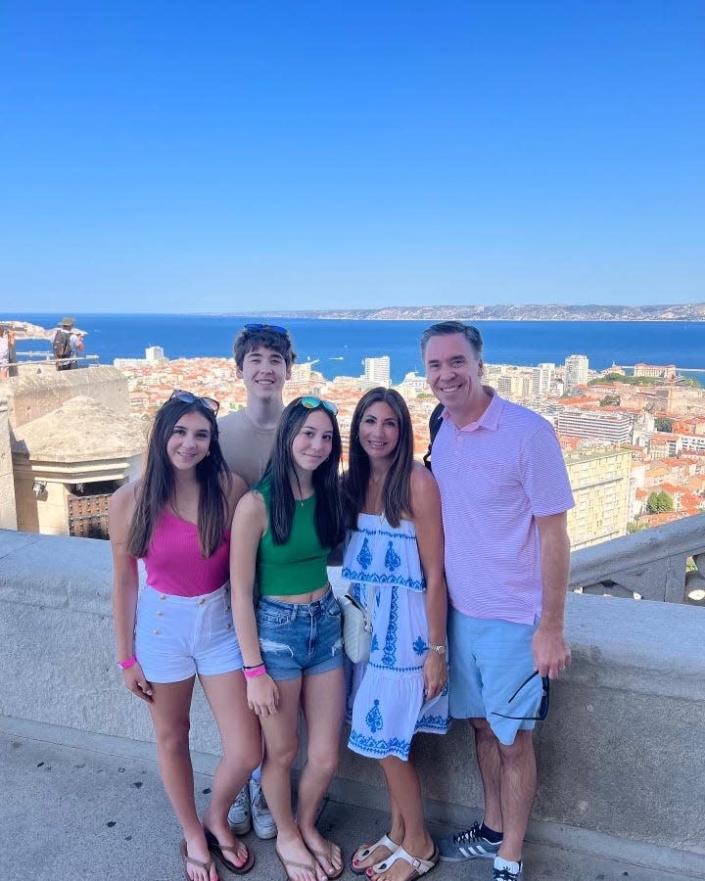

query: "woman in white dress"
left=342, top=388, right=449, bottom=881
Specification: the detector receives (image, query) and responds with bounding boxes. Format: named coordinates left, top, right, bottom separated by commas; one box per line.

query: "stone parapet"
left=570, top=513, right=705, bottom=603
left=4, top=365, right=130, bottom=429
left=0, top=398, right=18, bottom=529
left=1, top=527, right=704, bottom=877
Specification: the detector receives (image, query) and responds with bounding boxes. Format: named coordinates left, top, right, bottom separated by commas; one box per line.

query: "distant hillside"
left=253, top=303, right=705, bottom=321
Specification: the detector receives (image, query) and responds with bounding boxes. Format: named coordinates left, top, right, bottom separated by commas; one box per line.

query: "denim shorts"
left=135, top=583, right=242, bottom=683
left=256, top=588, right=344, bottom=681
left=448, top=607, right=543, bottom=746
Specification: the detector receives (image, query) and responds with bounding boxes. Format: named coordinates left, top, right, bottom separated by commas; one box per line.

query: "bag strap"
left=423, top=403, right=445, bottom=471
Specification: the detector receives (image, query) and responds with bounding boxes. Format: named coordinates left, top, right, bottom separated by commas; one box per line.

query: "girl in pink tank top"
left=110, top=391, right=260, bottom=880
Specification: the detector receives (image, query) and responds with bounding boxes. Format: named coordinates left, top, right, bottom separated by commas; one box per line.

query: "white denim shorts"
left=135, top=583, right=242, bottom=683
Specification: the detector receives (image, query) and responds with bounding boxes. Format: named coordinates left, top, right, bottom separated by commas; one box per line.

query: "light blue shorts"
left=448, top=607, right=543, bottom=746
left=135, top=583, right=242, bottom=683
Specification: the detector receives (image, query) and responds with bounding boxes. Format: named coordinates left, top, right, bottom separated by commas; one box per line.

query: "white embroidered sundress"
left=342, top=512, right=449, bottom=761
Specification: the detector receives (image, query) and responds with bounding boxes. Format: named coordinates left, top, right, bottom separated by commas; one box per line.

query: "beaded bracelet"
left=243, top=664, right=266, bottom=680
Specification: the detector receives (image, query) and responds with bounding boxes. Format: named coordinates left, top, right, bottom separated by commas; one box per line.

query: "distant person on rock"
left=0, top=325, right=12, bottom=379
left=219, top=323, right=296, bottom=841
left=422, top=321, right=574, bottom=881
left=52, top=316, right=84, bottom=370
left=110, top=391, right=259, bottom=881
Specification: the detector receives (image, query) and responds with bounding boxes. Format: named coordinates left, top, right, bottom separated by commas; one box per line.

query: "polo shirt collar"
left=442, top=387, right=505, bottom=432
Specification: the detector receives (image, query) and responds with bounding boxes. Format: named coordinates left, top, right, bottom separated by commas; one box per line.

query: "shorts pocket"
left=256, top=607, right=291, bottom=629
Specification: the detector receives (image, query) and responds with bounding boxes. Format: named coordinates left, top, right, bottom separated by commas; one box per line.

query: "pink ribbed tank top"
left=143, top=510, right=230, bottom=597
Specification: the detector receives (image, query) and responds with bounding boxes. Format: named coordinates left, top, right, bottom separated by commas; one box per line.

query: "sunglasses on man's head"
left=492, top=671, right=550, bottom=722
left=300, top=396, right=338, bottom=416
left=243, top=323, right=289, bottom=336
left=170, top=390, right=220, bottom=415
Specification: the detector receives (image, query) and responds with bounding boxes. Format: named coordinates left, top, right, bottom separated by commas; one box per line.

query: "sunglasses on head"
left=300, top=396, right=338, bottom=416
left=243, top=323, right=289, bottom=336
left=170, top=390, right=220, bottom=415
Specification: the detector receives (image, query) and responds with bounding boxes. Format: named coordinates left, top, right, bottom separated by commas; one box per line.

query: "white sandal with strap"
left=351, top=834, right=400, bottom=875
left=371, top=844, right=440, bottom=880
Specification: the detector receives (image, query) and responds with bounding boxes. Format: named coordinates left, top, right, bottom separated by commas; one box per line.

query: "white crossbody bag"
left=339, top=592, right=373, bottom=664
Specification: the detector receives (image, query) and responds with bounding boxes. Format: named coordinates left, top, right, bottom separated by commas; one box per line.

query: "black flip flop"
left=204, top=827, right=255, bottom=875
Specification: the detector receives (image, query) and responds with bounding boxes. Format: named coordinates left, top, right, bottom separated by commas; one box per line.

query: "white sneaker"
left=249, top=777, right=277, bottom=840
left=227, top=785, right=251, bottom=836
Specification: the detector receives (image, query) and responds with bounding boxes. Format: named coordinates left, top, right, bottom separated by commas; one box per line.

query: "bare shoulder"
left=410, top=462, right=439, bottom=501
left=235, top=489, right=266, bottom=519
left=109, top=480, right=140, bottom=517
left=224, top=472, right=249, bottom=509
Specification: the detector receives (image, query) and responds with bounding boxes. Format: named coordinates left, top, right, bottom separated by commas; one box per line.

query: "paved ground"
left=0, top=729, right=690, bottom=881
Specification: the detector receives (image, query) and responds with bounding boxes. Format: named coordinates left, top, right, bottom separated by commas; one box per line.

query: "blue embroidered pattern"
left=365, top=699, right=383, bottom=733
left=412, top=636, right=427, bottom=656
left=340, top=568, right=425, bottom=591
left=384, top=541, right=402, bottom=572
left=349, top=729, right=413, bottom=759
left=353, top=527, right=417, bottom=541
left=356, top=538, right=372, bottom=570
left=370, top=633, right=379, bottom=653
left=416, top=714, right=449, bottom=732
left=381, top=587, right=399, bottom=667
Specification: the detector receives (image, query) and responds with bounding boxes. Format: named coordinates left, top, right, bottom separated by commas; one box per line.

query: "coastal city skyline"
left=5, top=313, right=702, bottom=554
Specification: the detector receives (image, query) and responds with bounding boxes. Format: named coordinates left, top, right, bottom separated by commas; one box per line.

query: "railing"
left=569, top=513, right=705, bottom=603
left=6, top=353, right=100, bottom=368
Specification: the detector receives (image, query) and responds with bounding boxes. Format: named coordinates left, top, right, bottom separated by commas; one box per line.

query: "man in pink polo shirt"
left=422, top=321, right=574, bottom=881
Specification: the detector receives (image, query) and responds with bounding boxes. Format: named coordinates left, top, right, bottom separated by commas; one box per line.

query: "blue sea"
left=4, top=313, right=705, bottom=385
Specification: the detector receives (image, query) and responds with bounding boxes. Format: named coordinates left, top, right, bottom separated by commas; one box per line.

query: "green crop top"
left=257, top=480, right=330, bottom=597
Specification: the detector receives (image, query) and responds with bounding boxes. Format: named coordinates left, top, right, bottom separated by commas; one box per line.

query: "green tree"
left=599, top=393, right=621, bottom=407
left=646, top=491, right=674, bottom=513
left=655, top=417, right=673, bottom=432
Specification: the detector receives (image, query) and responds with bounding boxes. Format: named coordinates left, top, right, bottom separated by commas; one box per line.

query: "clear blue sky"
left=1, top=1, right=703, bottom=312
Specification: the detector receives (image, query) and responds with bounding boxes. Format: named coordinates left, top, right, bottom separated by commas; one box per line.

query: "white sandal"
left=371, top=844, right=440, bottom=880
left=351, top=834, right=400, bottom=875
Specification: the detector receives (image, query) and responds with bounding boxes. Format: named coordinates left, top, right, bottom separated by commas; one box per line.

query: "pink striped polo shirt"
left=432, top=391, right=574, bottom=624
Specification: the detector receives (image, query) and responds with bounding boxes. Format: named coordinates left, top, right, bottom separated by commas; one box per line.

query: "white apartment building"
left=564, top=354, right=589, bottom=390
left=532, top=362, right=555, bottom=397
left=362, top=355, right=391, bottom=387
left=396, top=371, right=428, bottom=398
left=145, top=346, right=166, bottom=362
left=557, top=409, right=634, bottom=443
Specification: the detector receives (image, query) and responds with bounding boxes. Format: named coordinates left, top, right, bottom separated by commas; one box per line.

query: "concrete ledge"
left=570, top=513, right=705, bottom=602
left=2, top=529, right=705, bottom=877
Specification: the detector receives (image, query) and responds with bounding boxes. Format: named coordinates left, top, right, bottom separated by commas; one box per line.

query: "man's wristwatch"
left=428, top=643, right=446, bottom=656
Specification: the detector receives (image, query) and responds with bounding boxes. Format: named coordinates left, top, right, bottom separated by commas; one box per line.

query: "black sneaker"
left=437, top=822, right=502, bottom=861
left=493, top=857, right=522, bottom=880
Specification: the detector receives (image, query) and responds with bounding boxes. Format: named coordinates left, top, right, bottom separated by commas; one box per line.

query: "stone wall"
left=1, top=529, right=704, bottom=877
left=4, top=366, right=130, bottom=429
left=0, top=399, right=18, bottom=529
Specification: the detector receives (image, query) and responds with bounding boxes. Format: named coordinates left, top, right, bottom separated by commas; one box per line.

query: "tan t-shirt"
left=218, top=408, right=279, bottom=488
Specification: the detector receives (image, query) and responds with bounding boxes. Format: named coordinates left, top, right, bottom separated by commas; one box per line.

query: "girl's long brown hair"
left=127, top=398, right=232, bottom=558
left=342, top=387, right=414, bottom=529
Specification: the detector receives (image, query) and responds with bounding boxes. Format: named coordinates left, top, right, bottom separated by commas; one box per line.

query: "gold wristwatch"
left=429, top=643, right=446, bottom=655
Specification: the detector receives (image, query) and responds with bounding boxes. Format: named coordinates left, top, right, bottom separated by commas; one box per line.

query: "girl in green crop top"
left=230, top=396, right=345, bottom=881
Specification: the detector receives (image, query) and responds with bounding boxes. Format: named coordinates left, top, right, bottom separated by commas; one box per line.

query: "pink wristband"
left=243, top=664, right=266, bottom=680
left=117, top=656, right=137, bottom=670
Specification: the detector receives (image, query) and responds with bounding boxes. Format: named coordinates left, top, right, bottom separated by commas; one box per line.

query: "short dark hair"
left=420, top=321, right=483, bottom=358
left=232, top=326, right=296, bottom=370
